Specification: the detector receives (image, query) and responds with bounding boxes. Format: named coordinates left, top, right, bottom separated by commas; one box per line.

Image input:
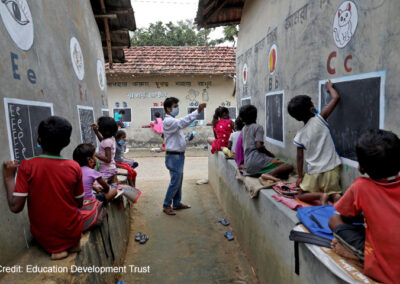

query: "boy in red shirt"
left=3, top=116, right=84, bottom=260
left=328, top=129, right=400, bottom=283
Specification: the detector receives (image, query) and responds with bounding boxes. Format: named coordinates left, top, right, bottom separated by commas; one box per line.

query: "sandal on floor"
left=139, top=234, right=149, bottom=244
left=173, top=203, right=191, bottom=210
left=224, top=231, right=234, bottom=241
left=218, top=218, right=230, bottom=226
left=163, top=207, right=176, bottom=215
left=135, top=232, right=143, bottom=241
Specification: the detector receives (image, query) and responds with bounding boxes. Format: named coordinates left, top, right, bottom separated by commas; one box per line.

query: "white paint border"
left=318, top=70, right=386, bottom=168
left=149, top=107, right=165, bottom=122
left=77, top=105, right=96, bottom=145
left=101, top=108, right=110, bottom=116
left=265, top=90, right=285, bottom=148
left=241, top=97, right=251, bottom=106
left=112, top=107, right=132, bottom=123
left=4, top=98, right=54, bottom=160
left=187, top=106, right=206, bottom=121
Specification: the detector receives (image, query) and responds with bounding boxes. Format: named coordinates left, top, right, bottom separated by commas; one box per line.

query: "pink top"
left=151, top=117, right=164, bottom=134
left=98, top=137, right=116, bottom=171
left=81, top=166, right=102, bottom=199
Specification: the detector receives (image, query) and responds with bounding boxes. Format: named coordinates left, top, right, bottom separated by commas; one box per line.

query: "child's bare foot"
left=260, top=173, right=281, bottom=182
left=51, top=251, right=68, bottom=260
left=69, top=241, right=81, bottom=253
left=331, top=238, right=359, bottom=260
left=320, top=193, right=329, bottom=205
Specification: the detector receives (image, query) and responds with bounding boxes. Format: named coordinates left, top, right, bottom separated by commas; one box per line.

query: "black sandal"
left=140, top=234, right=149, bottom=244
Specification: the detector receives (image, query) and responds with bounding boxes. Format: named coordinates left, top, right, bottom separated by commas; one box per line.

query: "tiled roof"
left=106, top=46, right=236, bottom=76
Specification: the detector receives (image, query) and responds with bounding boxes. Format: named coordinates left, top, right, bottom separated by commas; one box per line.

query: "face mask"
left=118, top=140, right=126, bottom=146
left=37, top=143, right=41, bottom=148
left=171, top=107, right=179, bottom=117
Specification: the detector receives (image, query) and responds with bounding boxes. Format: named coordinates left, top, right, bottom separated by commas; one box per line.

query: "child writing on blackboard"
left=288, top=80, right=341, bottom=205
left=73, top=143, right=117, bottom=202
left=207, top=107, right=234, bottom=154
left=240, top=105, right=293, bottom=179
left=92, top=116, right=118, bottom=183
left=328, top=129, right=400, bottom=283
left=3, top=116, right=83, bottom=260
left=115, top=130, right=138, bottom=187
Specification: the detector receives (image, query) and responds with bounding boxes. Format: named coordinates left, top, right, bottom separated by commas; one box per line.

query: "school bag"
left=81, top=198, right=107, bottom=232
left=296, top=205, right=335, bottom=239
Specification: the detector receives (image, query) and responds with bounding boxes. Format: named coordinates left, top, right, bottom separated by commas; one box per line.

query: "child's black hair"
left=98, top=116, right=118, bottom=139
left=38, top=116, right=72, bottom=154
left=212, top=107, right=229, bottom=127
left=164, top=97, right=179, bottom=112
left=239, top=105, right=257, bottom=125
left=356, top=129, right=400, bottom=180
left=287, top=95, right=314, bottom=122
left=116, top=130, right=126, bottom=140
left=119, top=109, right=125, bottom=115
left=235, top=116, right=244, bottom=131
left=73, top=143, right=96, bottom=167
left=155, top=112, right=161, bottom=118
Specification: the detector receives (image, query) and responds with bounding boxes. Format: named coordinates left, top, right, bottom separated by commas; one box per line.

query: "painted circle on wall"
left=70, top=37, right=85, bottom=80
left=0, top=0, right=34, bottom=50
left=243, top=63, right=248, bottom=85
left=97, top=59, right=106, bottom=90
left=332, top=1, right=358, bottom=49
left=268, top=44, right=278, bottom=75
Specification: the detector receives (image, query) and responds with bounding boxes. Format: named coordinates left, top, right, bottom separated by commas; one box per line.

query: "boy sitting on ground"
left=288, top=80, right=341, bottom=204
left=328, top=129, right=400, bottom=283
left=3, top=116, right=83, bottom=260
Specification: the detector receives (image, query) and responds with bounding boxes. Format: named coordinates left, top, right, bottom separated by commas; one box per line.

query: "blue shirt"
left=114, top=112, right=122, bottom=122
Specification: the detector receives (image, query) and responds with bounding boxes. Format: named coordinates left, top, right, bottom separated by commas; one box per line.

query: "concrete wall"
left=235, top=0, right=400, bottom=189
left=0, top=0, right=107, bottom=265
left=209, top=151, right=347, bottom=284
left=106, top=75, right=235, bottom=147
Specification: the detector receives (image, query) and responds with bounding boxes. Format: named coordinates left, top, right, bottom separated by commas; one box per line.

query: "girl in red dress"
left=208, top=107, right=234, bottom=154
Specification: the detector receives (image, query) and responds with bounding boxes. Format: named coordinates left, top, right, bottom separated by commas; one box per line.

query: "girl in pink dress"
left=208, top=107, right=234, bottom=154
left=150, top=112, right=164, bottom=134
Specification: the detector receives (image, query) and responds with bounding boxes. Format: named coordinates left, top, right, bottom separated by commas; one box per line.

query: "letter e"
left=27, top=69, right=36, bottom=84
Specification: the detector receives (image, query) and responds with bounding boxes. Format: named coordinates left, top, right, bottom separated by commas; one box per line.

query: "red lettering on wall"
left=327, top=51, right=337, bottom=75
left=344, top=55, right=352, bottom=72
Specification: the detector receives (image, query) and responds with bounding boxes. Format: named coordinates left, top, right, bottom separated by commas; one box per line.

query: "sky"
left=130, top=0, right=224, bottom=41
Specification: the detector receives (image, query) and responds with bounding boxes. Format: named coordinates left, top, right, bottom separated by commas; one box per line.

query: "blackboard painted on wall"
left=113, top=108, right=132, bottom=122
left=319, top=71, right=385, bottom=167
left=150, top=107, right=165, bottom=121
left=4, top=98, right=54, bottom=161
left=227, top=107, right=237, bottom=120
left=77, top=105, right=97, bottom=148
left=241, top=97, right=251, bottom=106
left=187, top=107, right=205, bottom=120
left=265, top=91, right=285, bottom=147
left=101, top=108, right=110, bottom=117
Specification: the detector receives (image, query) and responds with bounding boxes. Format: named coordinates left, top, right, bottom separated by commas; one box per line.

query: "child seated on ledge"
left=288, top=80, right=342, bottom=205
left=73, top=143, right=117, bottom=203
left=3, top=116, right=83, bottom=260
left=328, top=129, right=400, bottom=283
left=240, top=104, right=293, bottom=179
left=115, top=130, right=138, bottom=187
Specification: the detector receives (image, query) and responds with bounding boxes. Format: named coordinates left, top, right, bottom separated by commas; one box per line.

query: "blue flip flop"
left=218, top=218, right=230, bottom=226
left=224, top=231, right=234, bottom=241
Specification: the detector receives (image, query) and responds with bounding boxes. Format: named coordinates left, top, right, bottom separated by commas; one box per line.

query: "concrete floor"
left=119, top=156, right=258, bottom=284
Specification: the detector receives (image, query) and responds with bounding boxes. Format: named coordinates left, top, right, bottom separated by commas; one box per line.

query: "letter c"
left=327, top=51, right=336, bottom=75
left=344, top=55, right=352, bottom=72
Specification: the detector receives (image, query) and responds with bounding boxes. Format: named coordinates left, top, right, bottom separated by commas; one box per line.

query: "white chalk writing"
left=127, top=92, right=167, bottom=99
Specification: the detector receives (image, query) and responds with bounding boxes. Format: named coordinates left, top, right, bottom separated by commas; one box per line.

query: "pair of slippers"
left=218, top=218, right=234, bottom=241
left=135, top=232, right=149, bottom=244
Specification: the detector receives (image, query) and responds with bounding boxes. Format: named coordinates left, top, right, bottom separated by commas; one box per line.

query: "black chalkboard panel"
left=265, top=92, right=284, bottom=146
left=319, top=73, right=384, bottom=164
left=150, top=107, right=165, bottom=121
left=113, top=108, right=132, bottom=122
left=102, top=109, right=110, bottom=117
left=241, top=98, right=251, bottom=106
left=4, top=99, right=53, bottom=161
left=227, top=107, right=237, bottom=119
left=187, top=107, right=205, bottom=120
left=78, top=106, right=97, bottom=147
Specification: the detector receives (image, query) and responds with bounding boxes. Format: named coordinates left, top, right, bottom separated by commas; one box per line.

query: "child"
left=328, top=129, right=400, bottom=283
left=240, top=105, right=293, bottom=179
left=3, top=116, right=83, bottom=260
left=207, top=107, right=234, bottom=154
left=115, top=130, right=138, bottom=187
left=228, top=116, right=244, bottom=155
left=73, top=143, right=117, bottom=202
left=92, top=116, right=118, bottom=183
left=114, top=109, right=125, bottom=128
left=150, top=112, right=164, bottom=134
left=288, top=80, right=341, bottom=204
